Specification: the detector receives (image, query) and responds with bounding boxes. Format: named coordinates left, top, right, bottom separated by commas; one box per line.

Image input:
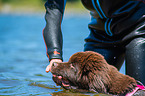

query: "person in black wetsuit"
left=43, top=0, right=145, bottom=84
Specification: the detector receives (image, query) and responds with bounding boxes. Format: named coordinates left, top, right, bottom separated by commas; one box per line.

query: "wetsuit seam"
left=96, top=0, right=107, bottom=18
left=105, top=18, right=113, bottom=36
left=92, top=0, right=103, bottom=19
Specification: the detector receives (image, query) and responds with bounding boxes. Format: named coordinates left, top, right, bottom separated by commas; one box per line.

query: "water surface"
left=0, top=13, right=125, bottom=96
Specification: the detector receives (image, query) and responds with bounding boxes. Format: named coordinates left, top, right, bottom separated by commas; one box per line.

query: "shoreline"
left=0, top=8, right=90, bottom=18
left=0, top=1, right=89, bottom=16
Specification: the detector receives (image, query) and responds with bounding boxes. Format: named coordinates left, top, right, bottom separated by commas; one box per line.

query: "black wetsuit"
left=43, top=0, right=145, bottom=84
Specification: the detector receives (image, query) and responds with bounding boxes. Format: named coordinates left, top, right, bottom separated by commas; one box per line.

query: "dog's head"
left=51, top=51, right=137, bottom=95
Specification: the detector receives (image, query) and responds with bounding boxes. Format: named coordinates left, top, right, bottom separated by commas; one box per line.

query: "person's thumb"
left=45, top=64, right=51, bottom=73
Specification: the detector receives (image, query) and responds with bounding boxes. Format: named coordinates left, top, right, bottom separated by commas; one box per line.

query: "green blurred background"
left=0, top=0, right=85, bottom=14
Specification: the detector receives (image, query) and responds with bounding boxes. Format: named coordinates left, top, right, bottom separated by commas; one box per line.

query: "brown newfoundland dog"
left=51, top=51, right=145, bottom=96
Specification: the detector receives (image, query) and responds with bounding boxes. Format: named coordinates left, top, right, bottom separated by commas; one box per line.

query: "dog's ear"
left=87, top=70, right=110, bottom=93
left=81, top=61, right=111, bottom=93
left=80, top=52, right=112, bottom=94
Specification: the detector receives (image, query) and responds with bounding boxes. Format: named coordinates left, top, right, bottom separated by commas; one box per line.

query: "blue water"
left=0, top=13, right=125, bottom=96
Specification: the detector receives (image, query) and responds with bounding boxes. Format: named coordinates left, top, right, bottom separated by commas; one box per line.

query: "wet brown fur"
left=51, top=51, right=137, bottom=95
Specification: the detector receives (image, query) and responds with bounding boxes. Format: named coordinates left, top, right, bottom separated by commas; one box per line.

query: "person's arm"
left=43, top=0, right=66, bottom=72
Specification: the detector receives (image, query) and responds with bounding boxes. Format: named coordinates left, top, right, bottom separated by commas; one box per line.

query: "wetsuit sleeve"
left=43, top=0, right=66, bottom=61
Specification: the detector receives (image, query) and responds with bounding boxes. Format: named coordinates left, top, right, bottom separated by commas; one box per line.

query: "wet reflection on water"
left=29, top=82, right=111, bottom=96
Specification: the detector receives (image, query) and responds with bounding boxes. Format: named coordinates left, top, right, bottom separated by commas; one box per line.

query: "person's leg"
left=84, top=43, right=125, bottom=70
left=84, top=28, right=125, bottom=70
left=126, top=37, right=145, bottom=84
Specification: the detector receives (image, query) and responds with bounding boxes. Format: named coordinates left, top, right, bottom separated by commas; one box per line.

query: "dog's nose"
left=52, top=62, right=58, bottom=67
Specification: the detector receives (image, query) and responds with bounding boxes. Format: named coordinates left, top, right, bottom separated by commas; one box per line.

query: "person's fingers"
left=45, top=59, right=62, bottom=73
left=45, top=64, right=51, bottom=73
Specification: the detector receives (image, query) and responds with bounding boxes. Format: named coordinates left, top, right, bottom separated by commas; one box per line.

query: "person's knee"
left=126, top=37, right=145, bottom=49
left=126, top=37, right=145, bottom=84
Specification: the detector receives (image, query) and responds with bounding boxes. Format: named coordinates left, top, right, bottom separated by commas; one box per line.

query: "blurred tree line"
left=67, top=0, right=79, bottom=2
left=0, top=0, right=80, bottom=8
left=0, top=0, right=79, bottom=3
left=0, top=0, right=82, bottom=13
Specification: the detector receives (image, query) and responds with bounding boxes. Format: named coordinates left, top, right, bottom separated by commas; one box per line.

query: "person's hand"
left=45, top=59, right=62, bottom=73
